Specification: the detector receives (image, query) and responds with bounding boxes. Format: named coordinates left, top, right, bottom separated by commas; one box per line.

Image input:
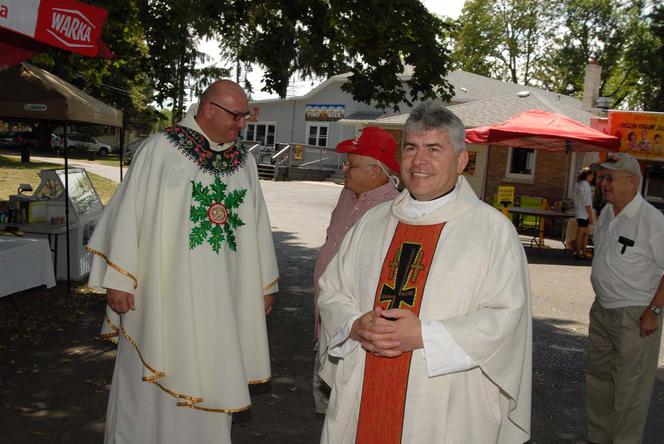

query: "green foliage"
left=450, top=0, right=501, bottom=78
left=451, top=0, right=556, bottom=85
left=611, top=2, right=664, bottom=111
left=210, top=0, right=454, bottom=110
left=30, top=0, right=158, bottom=132
left=152, top=110, right=172, bottom=132
left=451, top=0, right=664, bottom=111
left=642, top=4, right=664, bottom=111
left=141, top=0, right=232, bottom=123
left=536, top=0, right=624, bottom=98
left=23, top=0, right=455, bottom=122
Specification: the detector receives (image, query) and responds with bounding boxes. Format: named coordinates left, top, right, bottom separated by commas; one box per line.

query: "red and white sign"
left=35, top=0, right=108, bottom=56
left=0, top=0, right=109, bottom=63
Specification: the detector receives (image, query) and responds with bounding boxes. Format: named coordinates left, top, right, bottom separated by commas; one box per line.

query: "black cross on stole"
left=379, top=242, right=424, bottom=309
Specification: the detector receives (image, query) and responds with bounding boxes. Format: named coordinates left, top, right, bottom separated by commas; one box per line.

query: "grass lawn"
left=0, top=155, right=118, bottom=204
left=49, top=152, right=126, bottom=167
left=1, top=148, right=126, bottom=167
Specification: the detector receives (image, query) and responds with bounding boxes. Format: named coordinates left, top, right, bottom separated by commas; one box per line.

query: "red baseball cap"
left=336, top=126, right=400, bottom=173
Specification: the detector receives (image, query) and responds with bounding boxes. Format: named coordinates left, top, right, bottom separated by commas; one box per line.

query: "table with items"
left=508, top=206, right=574, bottom=248
left=0, top=236, right=56, bottom=297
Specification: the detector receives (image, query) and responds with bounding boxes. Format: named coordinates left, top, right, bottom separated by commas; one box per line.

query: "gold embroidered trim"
left=263, top=278, right=279, bottom=291
left=248, top=376, right=271, bottom=385
left=190, top=402, right=252, bottom=413
left=101, top=314, right=260, bottom=413
left=86, top=247, right=138, bottom=289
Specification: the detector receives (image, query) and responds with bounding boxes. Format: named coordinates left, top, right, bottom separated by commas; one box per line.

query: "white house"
left=246, top=69, right=593, bottom=152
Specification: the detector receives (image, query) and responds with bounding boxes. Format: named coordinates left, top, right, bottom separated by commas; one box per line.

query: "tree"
left=535, top=0, right=625, bottom=98
left=451, top=0, right=663, bottom=111
left=449, top=0, right=502, bottom=79
left=608, top=1, right=664, bottom=111
left=140, top=0, right=230, bottom=123
left=537, top=0, right=663, bottom=110
left=451, top=0, right=556, bottom=85
left=641, top=3, right=664, bottom=111
left=31, top=0, right=158, bottom=133
left=207, top=0, right=454, bottom=110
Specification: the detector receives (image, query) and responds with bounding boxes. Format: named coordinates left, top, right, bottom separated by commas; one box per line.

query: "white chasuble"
left=318, top=176, right=532, bottom=443
left=88, top=107, right=279, bottom=415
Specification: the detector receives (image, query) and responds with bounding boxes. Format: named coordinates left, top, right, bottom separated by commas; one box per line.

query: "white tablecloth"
left=0, top=237, right=56, bottom=298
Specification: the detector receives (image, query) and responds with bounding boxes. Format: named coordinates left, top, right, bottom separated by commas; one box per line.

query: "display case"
left=8, top=167, right=104, bottom=280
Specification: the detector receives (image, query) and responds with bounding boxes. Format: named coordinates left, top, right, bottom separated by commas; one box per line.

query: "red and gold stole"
left=355, top=222, right=445, bottom=444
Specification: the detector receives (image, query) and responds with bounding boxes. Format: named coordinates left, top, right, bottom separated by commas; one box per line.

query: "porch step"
left=257, top=163, right=275, bottom=180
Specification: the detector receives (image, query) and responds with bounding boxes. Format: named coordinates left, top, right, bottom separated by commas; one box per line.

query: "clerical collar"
left=403, top=184, right=459, bottom=219
left=183, top=102, right=236, bottom=152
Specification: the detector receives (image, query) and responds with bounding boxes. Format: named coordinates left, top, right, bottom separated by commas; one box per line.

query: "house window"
left=506, top=147, right=536, bottom=180
left=307, top=124, right=328, bottom=147
left=244, top=122, right=276, bottom=147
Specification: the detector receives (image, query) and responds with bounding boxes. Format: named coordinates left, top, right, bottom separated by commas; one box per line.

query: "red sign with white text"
left=33, top=0, right=108, bottom=57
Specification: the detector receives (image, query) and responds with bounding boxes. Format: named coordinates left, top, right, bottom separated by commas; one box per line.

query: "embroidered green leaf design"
left=225, top=189, right=247, bottom=209
left=209, top=224, right=225, bottom=253
left=190, top=205, right=208, bottom=223
left=224, top=224, right=238, bottom=252
left=189, top=223, right=208, bottom=249
left=227, top=212, right=243, bottom=230
left=213, top=180, right=227, bottom=203
left=189, top=177, right=246, bottom=254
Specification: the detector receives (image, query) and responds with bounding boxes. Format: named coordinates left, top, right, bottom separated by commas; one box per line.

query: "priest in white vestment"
left=318, top=102, right=531, bottom=443
left=87, top=80, right=279, bottom=443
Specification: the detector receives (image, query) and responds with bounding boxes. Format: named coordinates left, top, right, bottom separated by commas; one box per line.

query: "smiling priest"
left=318, top=102, right=532, bottom=443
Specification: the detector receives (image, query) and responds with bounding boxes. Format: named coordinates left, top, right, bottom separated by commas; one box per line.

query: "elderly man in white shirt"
left=587, top=152, right=664, bottom=443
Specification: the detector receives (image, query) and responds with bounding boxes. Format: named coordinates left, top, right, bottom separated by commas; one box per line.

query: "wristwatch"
left=648, top=304, right=662, bottom=315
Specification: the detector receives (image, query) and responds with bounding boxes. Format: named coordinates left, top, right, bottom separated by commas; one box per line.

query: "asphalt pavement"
left=246, top=180, right=664, bottom=443
left=2, top=176, right=663, bottom=442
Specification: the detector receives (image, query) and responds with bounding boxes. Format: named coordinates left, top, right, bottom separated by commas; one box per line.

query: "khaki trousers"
left=586, top=303, right=662, bottom=444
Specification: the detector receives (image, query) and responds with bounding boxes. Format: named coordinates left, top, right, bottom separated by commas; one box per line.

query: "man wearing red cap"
left=312, top=126, right=400, bottom=414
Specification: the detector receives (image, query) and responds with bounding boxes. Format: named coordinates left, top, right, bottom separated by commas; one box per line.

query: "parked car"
left=0, top=131, right=61, bottom=151
left=0, top=131, right=19, bottom=148
left=58, top=134, right=113, bottom=156
left=20, top=132, right=62, bottom=150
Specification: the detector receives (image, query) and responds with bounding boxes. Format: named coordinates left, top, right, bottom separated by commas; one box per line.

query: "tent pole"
left=481, top=143, right=491, bottom=203
left=564, top=141, right=572, bottom=199
left=64, top=120, right=71, bottom=293
left=119, top=123, right=124, bottom=181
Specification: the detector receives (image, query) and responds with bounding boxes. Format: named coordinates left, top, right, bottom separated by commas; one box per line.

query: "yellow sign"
left=497, top=185, right=515, bottom=205
left=294, top=144, right=304, bottom=161
left=608, top=110, right=664, bottom=160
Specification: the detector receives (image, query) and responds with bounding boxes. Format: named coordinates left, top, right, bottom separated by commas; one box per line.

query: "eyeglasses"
left=208, top=102, right=252, bottom=121
left=342, top=160, right=377, bottom=170
left=598, top=174, right=632, bottom=183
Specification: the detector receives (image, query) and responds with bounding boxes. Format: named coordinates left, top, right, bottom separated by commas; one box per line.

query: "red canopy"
left=0, top=0, right=111, bottom=68
left=465, top=109, right=620, bottom=152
